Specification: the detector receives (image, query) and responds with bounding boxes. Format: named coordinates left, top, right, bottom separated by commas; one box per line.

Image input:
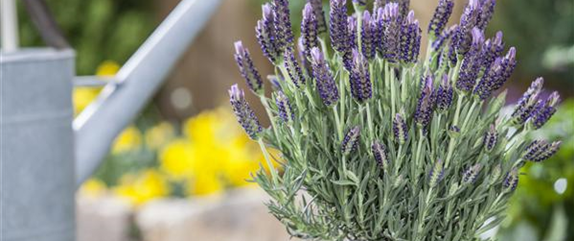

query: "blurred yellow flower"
left=159, top=139, right=195, bottom=179
left=187, top=173, right=224, bottom=196
left=145, top=122, right=175, bottom=151
left=96, top=60, right=120, bottom=76
left=114, top=169, right=170, bottom=206
left=112, top=125, right=142, bottom=153
left=73, top=60, right=120, bottom=115
left=79, top=178, right=107, bottom=197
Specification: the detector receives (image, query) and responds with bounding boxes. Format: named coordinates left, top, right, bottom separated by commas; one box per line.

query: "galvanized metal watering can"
left=0, top=0, right=221, bottom=240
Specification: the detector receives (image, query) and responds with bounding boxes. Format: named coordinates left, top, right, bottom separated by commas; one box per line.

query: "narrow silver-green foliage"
left=231, top=1, right=561, bottom=240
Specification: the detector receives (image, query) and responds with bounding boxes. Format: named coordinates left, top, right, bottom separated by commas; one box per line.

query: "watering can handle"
left=73, top=0, right=223, bottom=187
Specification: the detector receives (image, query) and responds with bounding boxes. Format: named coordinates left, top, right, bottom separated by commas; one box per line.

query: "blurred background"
left=10, top=0, right=574, bottom=240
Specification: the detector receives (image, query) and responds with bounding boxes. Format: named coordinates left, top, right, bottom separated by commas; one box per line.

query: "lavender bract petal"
left=234, top=41, right=264, bottom=94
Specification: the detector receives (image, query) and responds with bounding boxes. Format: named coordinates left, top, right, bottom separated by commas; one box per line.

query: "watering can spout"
left=73, top=0, right=222, bottom=187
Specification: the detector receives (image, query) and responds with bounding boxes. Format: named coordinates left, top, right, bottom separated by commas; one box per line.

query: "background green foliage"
left=18, top=0, right=156, bottom=74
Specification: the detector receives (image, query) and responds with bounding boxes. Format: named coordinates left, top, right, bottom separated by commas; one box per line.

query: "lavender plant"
left=229, top=0, right=561, bottom=240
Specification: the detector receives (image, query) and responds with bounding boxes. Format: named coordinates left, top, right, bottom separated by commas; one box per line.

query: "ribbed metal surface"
left=1, top=48, right=76, bottom=241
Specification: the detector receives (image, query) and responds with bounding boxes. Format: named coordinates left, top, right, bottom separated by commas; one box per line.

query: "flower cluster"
left=230, top=0, right=561, bottom=240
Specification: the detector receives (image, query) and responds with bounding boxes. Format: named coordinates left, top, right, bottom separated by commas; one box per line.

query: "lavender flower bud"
left=342, top=126, right=361, bottom=155
left=381, top=3, right=401, bottom=63
left=273, top=0, right=294, bottom=51
left=393, top=113, right=409, bottom=144
left=477, top=0, right=496, bottom=30
left=428, top=0, right=454, bottom=38
left=330, top=0, right=349, bottom=54
left=234, top=41, right=263, bottom=94
left=429, top=159, right=445, bottom=188
left=456, top=28, right=484, bottom=92
left=432, top=24, right=457, bottom=50
left=415, top=75, right=435, bottom=127
left=310, top=47, right=340, bottom=106
left=350, top=50, right=372, bottom=103
left=372, top=140, right=390, bottom=169
left=511, top=77, right=544, bottom=125
left=307, top=0, right=327, bottom=34
left=347, top=16, right=358, bottom=52
left=503, top=168, right=519, bottom=192
left=462, top=164, right=482, bottom=184
left=229, top=84, right=263, bottom=140
left=483, top=124, right=498, bottom=152
left=452, top=0, right=481, bottom=56
left=481, top=31, right=505, bottom=71
left=361, top=11, right=377, bottom=60
left=436, top=74, right=453, bottom=112
left=284, top=47, right=306, bottom=88
left=276, top=91, right=295, bottom=123
left=301, top=3, right=320, bottom=61
left=524, top=140, right=561, bottom=163
left=473, top=47, right=516, bottom=100
left=256, top=4, right=281, bottom=64
left=399, top=11, right=422, bottom=64
left=530, top=91, right=560, bottom=129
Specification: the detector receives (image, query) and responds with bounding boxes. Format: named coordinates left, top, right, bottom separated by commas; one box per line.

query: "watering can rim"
left=0, top=47, right=74, bottom=64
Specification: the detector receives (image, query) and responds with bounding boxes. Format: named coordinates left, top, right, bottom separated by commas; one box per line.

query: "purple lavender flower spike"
left=474, top=47, right=515, bottom=100
left=256, top=4, right=281, bottom=64
left=432, top=24, right=457, bottom=50
left=283, top=47, right=306, bottom=88
left=526, top=141, right=561, bottom=162
left=372, top=140, right=390, bottom=169
left=393, top=112, right=408, bottom=144
left=456, top=28, right=484, bottom=92
left=428, top=0, right=454, bottom=38
left=273, top=0, right=294, bottom=52
left=330, top=0, right=349, bottom=54
left=307, top=0, right=327, bottom=34
left=483, top=124, right=498, bottom=152
left=477, top=0, right=496, bottom=30
left=511, top=77, right=544, bottom=125
left=229, top=84, right=263, bottom=140
left=310, top=47, right=340, bottom=107
left=361, top=11, right=377, bottom=60
left=350, top=49, right=372, bottom=103
left=503, top=168, right=519, bottom=192
left=234, top=41, right=263, bottom=94
left=524, top=140, right=548, bottom=162
left=297, top=37, right=313, bottom=77
left=399, top=11, right=422, bottom=64
left=396, top=0, right=411, bottom=17
left=452, top=0, right=481, bottom=56
left=415, top=75, right=436, bottom=127
left=531, top=91, right=560, bottom=129
left=481, top=31, right=505, bottom=71
left=429, top=158, right=445, bottom=188
left=462, top=164, right=482, bottom=184
left=436, top=74, right=453, bottom=112
left=276, top=91, right=295, bottom=123
left=347, top=16, right=358, bottom=52
left=302, top=3, right=319, bottom=61
left=382, top=3, right=401, bottom=63
left=342, top=126, right=361, bottom=155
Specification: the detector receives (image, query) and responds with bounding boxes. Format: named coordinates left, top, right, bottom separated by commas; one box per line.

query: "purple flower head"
left=273, top=0, right=294, bottom=52
left=372, top=140, right=390, bottom=169
left=229, top=84, right=263, bottom=140
left=256, top=4, right=281, bottom=64
left=283, top=47, right=306, bottom=88
left=350, top=49, right=372, bottom=103
left=432, top=24, right=457, bottom=50
left=381, top=3, right=401, bottom=63
left=456, top=28, right=484, bottom=92
left=399, top=11, right=422, bottom=64
left=481, top=31, right=505, bottom=71
left=361, top=11, right=377, bottom=60
left=297, top=37, right=313, bottom=77
left=511, top=77, right=544, bottom=125
left=483, top=124, right=498, bottom=152
left=393, top=112, right=409, bottom=144
left=462, top=164, right=482, bottom=184
left=347, top=16, right=358, bottom=52
left=342, top=126, right=361, bottom=155
left=436, top=74, right=453, bottom=112
left=330, top=0, right=350, bottom=54
left=276, top=91, right=295, bottom=123
left=477, top=0, right=496, bottom=30
left=452, top=0, right=481, bottom=56
left=310, top=47, right=340, bottom=106
left=428, top=0, right=454, bottom=38
left=307, top=0, right=327, bottom=34
left=473, top=47, right=515, bottom=100
left=531, top=91, right=560, bottom=129
left=301, top=3, right=320, bottom=61
left=429, top=158, right=445, bottom=188
left=415, top=75, right=436, bottom=127
left=234, top=41, right=263, bottom=94
left=503, top=168, right=519, bottom=192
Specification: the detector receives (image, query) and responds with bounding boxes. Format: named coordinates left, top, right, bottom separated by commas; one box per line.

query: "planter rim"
left=1, top=48, right=75, bottom=64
